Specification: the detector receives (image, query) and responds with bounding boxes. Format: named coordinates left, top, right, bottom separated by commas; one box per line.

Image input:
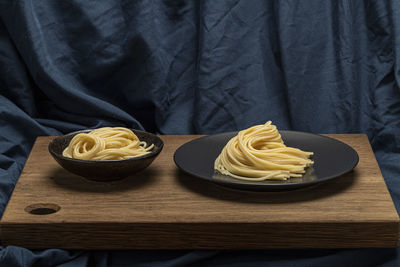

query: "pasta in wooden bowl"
left=49, top=127, right=163, bottom=181
left=62, top=127, right=154, bottom=161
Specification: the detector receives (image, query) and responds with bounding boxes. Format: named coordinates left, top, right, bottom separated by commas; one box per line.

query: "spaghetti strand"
left=62, top=127, right=154, bottom=160
left=214, top=121, right=314, bottom=181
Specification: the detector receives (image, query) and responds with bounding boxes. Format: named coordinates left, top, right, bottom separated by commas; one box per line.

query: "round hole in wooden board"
left=24, top=203, right=61, bottom=215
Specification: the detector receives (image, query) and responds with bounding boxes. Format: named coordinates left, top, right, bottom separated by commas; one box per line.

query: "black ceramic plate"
left=174, top=131, right=359, bottom=191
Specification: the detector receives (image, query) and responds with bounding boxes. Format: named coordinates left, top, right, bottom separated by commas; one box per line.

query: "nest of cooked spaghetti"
left=214, top=121, right=314, bottom=181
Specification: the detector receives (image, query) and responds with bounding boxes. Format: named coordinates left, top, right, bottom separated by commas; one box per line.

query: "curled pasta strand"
left=214, top=121, right=314, bottom=181
left=62, top=127, right=153, bottom=160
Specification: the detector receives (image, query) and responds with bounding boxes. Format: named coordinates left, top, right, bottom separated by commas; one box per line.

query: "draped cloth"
left=1, top=0, right=400, bottom=266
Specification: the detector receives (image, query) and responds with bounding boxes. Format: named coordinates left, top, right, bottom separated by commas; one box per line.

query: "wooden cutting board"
left=0, top=134, right=398, bottom=249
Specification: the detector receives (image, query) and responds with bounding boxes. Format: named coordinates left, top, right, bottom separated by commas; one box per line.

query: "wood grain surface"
left=0, top=134, right=398, bottom=249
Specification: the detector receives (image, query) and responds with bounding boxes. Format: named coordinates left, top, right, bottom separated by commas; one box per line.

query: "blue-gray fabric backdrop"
left=1, top=0, right=400, bottom=266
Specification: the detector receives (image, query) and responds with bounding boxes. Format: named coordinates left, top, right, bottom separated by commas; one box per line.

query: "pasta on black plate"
left=214, top=121, right=314, bottom=181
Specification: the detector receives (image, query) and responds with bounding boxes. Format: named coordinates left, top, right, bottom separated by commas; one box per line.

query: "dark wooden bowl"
left=48, top=129, right=163, bottom=182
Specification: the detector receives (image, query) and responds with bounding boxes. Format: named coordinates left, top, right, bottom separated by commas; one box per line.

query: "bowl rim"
left=48, top=128, right=164, bottom=163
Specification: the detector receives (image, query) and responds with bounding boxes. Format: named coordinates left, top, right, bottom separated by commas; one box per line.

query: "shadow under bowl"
left=48, top=129, right=164, bottom=182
